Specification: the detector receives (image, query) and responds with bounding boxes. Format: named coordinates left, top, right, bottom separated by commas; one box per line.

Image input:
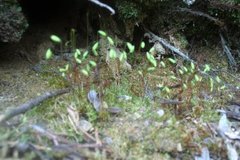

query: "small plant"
left=45, top=33, right=98, bottom=86
left=97, top=30, right=131, bottom=84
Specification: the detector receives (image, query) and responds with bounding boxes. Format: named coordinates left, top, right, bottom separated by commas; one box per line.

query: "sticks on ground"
left=88, top=0, right=115, bottom=15
left=176, top=7, right=224, bottom=26
left=0, top=88, right=70, bottom=124
left=220, top=33, right=237, bottom=70
left=144, top=31, right=194, bottom=62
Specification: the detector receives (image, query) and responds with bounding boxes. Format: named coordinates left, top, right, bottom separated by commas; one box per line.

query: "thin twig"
left=88, top=0, right=115, bottom=15
left=144, top=31, right=194, bottom=62
left=0, top=88, right=70, bottom=124
left=176, top=7, right=224, bottom=26
left=220, top=33, right=237, bottom=70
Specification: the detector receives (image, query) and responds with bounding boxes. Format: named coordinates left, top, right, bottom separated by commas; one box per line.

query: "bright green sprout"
left=178, top=69, right=184, bottom=75
left=109, top=48, right=117, bottom=59
left=89, top=61, right=97, bottom=67
left=191, top=62, right=195, bottom=70
left=146, top=52, right=157, bottom=67
left=168, top=58, right=177, bottom=64
left=119, top=53, right=124, bottom=62
left=170, top=75, right=177, bottom=80
left=127, top=42, right=135, bottom=53
left=149, top=47, right=155, bottom=53
left=140, top=42, right=145, bottom=49
left=147, top=67, right=156, bottom=72
left=160, top=61, right=166, bottom=68
left=74, top=49, right=81, bottom=59
left=50, top=35, right=62, bottom=43
left=183, top=66, right=188, bottom=72
left=81, top=69, right=89, bottom=76
left=83, top=51, right=89, bottom=59
left=216, top=76, right=221, bottom=83
left=194, top=75, right=201, bottom=81
left=183, top=83, right=187, bottom=89
left=75, top=58, right=82, bottom=64
left=98, top=30, right=107, bottom=37
left=138, top=70, right=143, bottom=76
left=45, top=49, right=52, bottom=60
left=92, top=42, right=99, bottom=56
left=163, top=87, right=170, bottom=93
left=204, top=64, right=211, bottom=73
left=107, top=36, right=114, bottom=45
left=210, top=78, right=214, bottom=92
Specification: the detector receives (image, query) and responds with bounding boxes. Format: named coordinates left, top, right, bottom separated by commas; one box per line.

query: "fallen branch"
left=0, top=88, right=70, bottom=124
left=220, top=32, right=237, bottom=70
left=210, top=0, right=240, bottom=11
left=88, top=0, right=115, bottom=15
left=144, top=31, right=194, bottom=62
left=176, top=7, right=224, bottom=26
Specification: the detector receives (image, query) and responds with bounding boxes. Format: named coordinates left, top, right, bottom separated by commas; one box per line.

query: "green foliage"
left=116, top=1, right=141, bottom=20
left=46, top=33, right=98, bottom=84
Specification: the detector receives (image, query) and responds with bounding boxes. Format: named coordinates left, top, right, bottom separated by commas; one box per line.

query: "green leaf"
left=93, top=50, right=98, bottom=56
left=203, top=64, right=211, bottom=73
left=183, top=66, right=188, bottom=72
left=98, top=30, right=107, bottom=37
left=216, top=76, right=221, bottom=83
left=50, top=35, right=62, bottom=43
left=191, top=62, right=195, bottom=70
left=220, top=85, right=226, bottom=90
left=92, top=42, right=99, bottom=51
left=107, top=36, right=114, bottom=45
left=168, top=58, right=177, bottom=64
left=194, top=74, right=200, bottom=81
left=123, top=51, right=127, bottom=60
left=127, top=42, right=135, bottom=53
left=74, top=49, right=81, bottom=59
left=89, top=60, right=97, bottom=67
left=183, top=83, right=187, bottom=89
left=83, top=51, right=89, bottom=59
left=160, top=61, right=166, bottom=68
left=86, top=64, right=91, bottom=72
left=178, top=69, right=184, bottom=75
left=75, top=58, right=82, bottom=64
left=146, top=52, right=157, bottom=67
left=109, top=49, right=117, bottom=59
left=140, top=42, right=145, bottom=49
left=45, top=49, right=53, bottom=60
left=119, top=53, right=124, bottom=62
left=149, top=47, right=155, bottom=53
left=65, top=64, right=69, bottom=71
left=138, top=70, right=143, bottom=76
left=147, top=67, right=156, bottom=72
left=163, top=87, right=170, bottom=93
left=170, top=75, right=177, bottom=80
left=210, top=78, right=214, bottom=92
left=59, top=68, right=65, bottom=72
left=81, top=69, right=89, bottom=76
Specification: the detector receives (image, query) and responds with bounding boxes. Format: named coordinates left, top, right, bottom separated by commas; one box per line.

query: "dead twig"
left=176, top=7, right=224, bottom=26
left=88, top=0, right=115, bottom=15
left=144, top=31, right=194, bottom=62
left=220, top=33, right=237, bottom=70
left=0, top=88, right=70, bottom=124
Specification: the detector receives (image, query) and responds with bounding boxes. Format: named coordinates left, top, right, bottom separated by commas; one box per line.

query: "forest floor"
left=0, top=29, right=240, bottom=159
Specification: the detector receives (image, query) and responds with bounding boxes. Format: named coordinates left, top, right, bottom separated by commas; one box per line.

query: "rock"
left=87, top=90, right=101, bottom=112
left=102, top=137, right=113, bottom=145
left=78, top=120, right=93, bottom=132
left=0, top=0, right=28, bottom=42
left=156, top=109, right=164, bottom=117
left=108, top=106, right=122, bottom=114
left=117, top=95, right=132, bottom=101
